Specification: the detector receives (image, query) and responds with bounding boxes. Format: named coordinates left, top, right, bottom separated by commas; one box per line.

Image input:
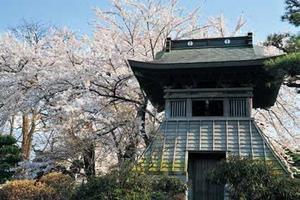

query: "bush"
left=271, top=177, right=300, bottom=200
left=72, top=175, right=119, bottom=200
left=39, top=172, right=75, bottom=199
left=71, top=171, right=186, bottom=200
left=0, top=180, right=56, bottom=200
left=208, top=156, right=300, bottom=200
left=0, top=135, right=21, bottom=184
left=151, top=175, right=186, bottom=199
left=0, top=173, right=75, bottom=200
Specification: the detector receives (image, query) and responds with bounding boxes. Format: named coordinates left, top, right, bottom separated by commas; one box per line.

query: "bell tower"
left=129, top=33, right=288, bottom=200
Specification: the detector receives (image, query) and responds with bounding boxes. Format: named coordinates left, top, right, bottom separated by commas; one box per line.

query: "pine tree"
left=0, top=135, right=21, bottom=183
left=282, top=0, right=300, bottom=27
left=264, top=0, right=300, bottom=90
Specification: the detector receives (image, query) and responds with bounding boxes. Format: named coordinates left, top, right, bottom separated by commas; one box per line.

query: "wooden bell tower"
left=129, top=33, right=289, bottom=200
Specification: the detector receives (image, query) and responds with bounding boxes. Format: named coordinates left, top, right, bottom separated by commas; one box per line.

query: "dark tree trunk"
left=123, top=140, right=138, bottom=162
left=83, top=143, right=95, bottom=178
left=111, top=130, right=124, bottom=167
left=137, top=98, right=151, bottom=146
left=9, top=115, right=15, bottom=136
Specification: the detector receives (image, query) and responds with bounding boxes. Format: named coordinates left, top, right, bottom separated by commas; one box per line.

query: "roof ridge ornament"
left=164, top=33, right=254, bottom=51
left=165, top=37, right=172, bottom=52
left=224, top=39, right=231, bottom=45
left=247, top=32, right=253, bottom=45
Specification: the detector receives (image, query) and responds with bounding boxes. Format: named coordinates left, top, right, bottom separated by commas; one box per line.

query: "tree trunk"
left=83, top=142, right=96, bottom=178
left=123, top=141, right=138, bottom=163
left=21, top=113, right=36, bottom=160
left=137, top=98, right=151, bottom=146
left=21, top=114, right=30, bottom=160
left=111, top=130, right=124, bottom=167
left=9, top=115, right=15, bottom=136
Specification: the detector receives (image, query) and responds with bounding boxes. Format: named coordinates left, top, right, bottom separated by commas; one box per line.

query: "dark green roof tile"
left=153, top=45, right=280, bottom=64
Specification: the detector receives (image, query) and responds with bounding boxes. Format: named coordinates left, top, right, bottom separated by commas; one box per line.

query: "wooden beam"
left=184, top=120, right=190, bottom=172
left=212, top=120, right=215, bottom=151
left=165, top=87, right=254, bottom=93
left=225, top=120, right=228, bottom=152
left=172, top=137, right=178, bottom=171
left=249, top=120, right=254, bottom=159
left=172, top=121, right=179, bottom=171
left=165, top=93, right=253, bottom=99
left=263, top=141, right=267, bottom=162
left=160, top=121, right=168, bottom=171
left=199, top=120, right=202, bottom=150
left=237, top=120, right=241, bottom=156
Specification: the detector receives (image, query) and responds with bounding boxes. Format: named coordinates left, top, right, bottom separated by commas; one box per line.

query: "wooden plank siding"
left=134, top=118, right=289, bottom=200
left=188, top=152, right=225, bottom=200
left=136, top=118, right=288, bottom=175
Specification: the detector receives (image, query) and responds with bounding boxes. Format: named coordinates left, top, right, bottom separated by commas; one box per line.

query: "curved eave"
left=128, top=56, right=278, bottom=70
left=129, top=56, right=284, bottom=111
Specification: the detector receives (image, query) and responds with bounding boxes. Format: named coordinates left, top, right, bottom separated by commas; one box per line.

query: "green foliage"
left=208, top=157, right=300, bottom=200
left=282, top=0, right=300, bottom=27
left=264, top=35, right=300, bottom=88
left=0, top=180, right=56, bottom=200
left=151, top=175, right=186, bottom=198
left=0, top=135, right=21, bottom=184
left=288, top=150, right=300, bottom=167
left=285, top=149, right=300, bottom=178
left=286, top=34, right=300, bottom=52
left=264, top=0, right=300, bottom=89
left=264, top=33, right=300, bottom=53
left=71, top=171, right=186, bottom=200
left=265, top=52, right=300, bottom=76
left=0, top=136, right=17, bottom=146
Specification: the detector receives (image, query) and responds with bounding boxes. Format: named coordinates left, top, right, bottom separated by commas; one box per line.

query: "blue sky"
left=0, top=0, right=298, bottom=42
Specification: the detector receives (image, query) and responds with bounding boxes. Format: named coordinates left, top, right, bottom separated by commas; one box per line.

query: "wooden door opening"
left=188, top=151, right=226, bottom=200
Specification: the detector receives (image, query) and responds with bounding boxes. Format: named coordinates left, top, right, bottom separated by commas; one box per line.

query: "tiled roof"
left=153, top=45, right=277, bottom=64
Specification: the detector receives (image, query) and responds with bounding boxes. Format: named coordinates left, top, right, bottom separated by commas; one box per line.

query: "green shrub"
left=0, top=135, right=21, bottom=184
left=208, top=156, right=300, bottom=200
left=285, top=148, right=300, bottom=178
left=71, top=174, right=118, bottom=200
left=271, top=177, right=300, bottom=200
left=151, top=175, right=186, bottom=199
left=0, top=180, right=56, bottom=200
left=71, top=171, right=186, bottom=200
left=39, top=172, right=75, bottom=199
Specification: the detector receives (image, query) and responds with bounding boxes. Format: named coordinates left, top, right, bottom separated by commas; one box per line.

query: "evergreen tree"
left=264, top=0, right=300, bottom=90
left=282, top=0, right=300, bottom=27
left=0, top=135, right=21, bottom=183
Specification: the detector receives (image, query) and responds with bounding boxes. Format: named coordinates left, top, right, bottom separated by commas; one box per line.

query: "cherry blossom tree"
left=0, top=0, right=248, bottom=176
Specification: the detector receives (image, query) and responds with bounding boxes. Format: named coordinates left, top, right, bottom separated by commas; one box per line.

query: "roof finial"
left=247, top=32, right=253, bottom=45
left=165, top=37, right=172, bottom=52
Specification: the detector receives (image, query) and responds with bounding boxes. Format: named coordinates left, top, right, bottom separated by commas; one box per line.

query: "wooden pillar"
left=224, top=98, right=230, bottom=117
left=247, top=97, right=252, bottom=117
left=165, top=100, right=171, bottom=118
left=186, top=98, right=192, bottom=118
